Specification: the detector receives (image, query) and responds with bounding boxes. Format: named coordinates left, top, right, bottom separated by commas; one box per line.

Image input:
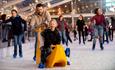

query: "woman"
left=57, top=15, right=68, bottom=46
left=91, top=8, right=106, bottom=50
left=76, top=15, right=85, bottom=44
left=5, top=9, right=27, bottom=58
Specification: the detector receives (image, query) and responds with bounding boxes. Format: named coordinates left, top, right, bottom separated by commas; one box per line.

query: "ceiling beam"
left=1, top=0, right=24, bottom=9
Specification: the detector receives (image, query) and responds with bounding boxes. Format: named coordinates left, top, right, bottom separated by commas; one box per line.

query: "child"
left=38, top=19, right=61, bottom=68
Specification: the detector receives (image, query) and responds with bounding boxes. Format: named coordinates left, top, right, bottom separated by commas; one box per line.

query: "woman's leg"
left=78, top=30, right=81, bottom=44
left=98, top=26, right=104, bottom=50
left=92, top=26, right=98, bottom=50
left=82, top=30, right=85, bottom=44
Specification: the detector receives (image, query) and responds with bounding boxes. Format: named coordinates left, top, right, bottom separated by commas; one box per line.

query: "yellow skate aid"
left=46, top=45, right=67, bottom=68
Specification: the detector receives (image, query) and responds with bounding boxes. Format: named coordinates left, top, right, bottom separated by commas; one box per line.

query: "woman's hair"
left=1, top=14, right=6, bottom=21
left=79, top=15, right=84, bottom=19
left=11, top=9, right=18, bottom=13
left=94, top=8, right=100, bottom=14
left=59, top=15, right=63, bottom=20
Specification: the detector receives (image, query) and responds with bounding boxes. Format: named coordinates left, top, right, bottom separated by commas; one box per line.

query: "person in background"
left=30, top=3, right=51, bottom=61
left=57, top=15, right=71, bottom=65
left=91, top=8, right=106, bottom=50
left=76, top=15, right=85, bottom=44
left=0, top=17, right=2, bottom=40
left=109, top=16, right=115, bottom=41
left=103, top=16, right=110, bottom=44
left=1, top=14, right=8, bottom=42
left=57, top=15, right=68, bottom=46
left=65, top=19, right=72, bottom=45
left=7, top=21, right=13, bottom=47
left=4, top=9, right=27, bottom=58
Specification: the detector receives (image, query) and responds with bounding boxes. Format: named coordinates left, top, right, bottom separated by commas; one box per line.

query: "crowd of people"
left=0, top=3, right=115, bottom=68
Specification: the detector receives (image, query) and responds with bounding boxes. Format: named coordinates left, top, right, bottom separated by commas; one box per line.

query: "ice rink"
left=0, top=36, right=115, bottom=70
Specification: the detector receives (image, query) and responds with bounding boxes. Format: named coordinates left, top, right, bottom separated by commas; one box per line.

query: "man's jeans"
left=13, top=34, right=23, bottom=56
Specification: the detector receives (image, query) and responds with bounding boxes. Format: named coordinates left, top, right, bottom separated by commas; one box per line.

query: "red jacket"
left=91, top=14, right=106, bottom=26
left=57, top=20, right=68, bottom=31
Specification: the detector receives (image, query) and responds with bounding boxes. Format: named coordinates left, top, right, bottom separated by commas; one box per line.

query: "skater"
left=109, top=16, right=115, bottom=41
left=4, top=9, right=27, bottom=58
left=38, top=19, right=61, bottom=68
left=76, top=15, right=85, bottom=44
left=57, top=15, right=68, bottom=46
left=103, top=17, right=110, bottom=44
left=30, top=3, right=51, bottom=61
left=57, top=15, right=71, bottom=65
left=1, top=14, right=8, bottom=42
left=91, top=8, right=106, bottom=50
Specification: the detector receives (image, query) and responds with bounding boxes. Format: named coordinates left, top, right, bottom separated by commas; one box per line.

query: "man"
left=30, top=3, right=51, bottom=61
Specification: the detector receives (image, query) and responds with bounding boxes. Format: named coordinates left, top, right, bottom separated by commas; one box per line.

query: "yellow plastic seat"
left=46, top=45, right=67, bottom=68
